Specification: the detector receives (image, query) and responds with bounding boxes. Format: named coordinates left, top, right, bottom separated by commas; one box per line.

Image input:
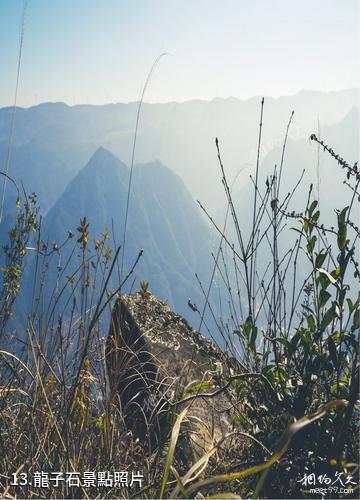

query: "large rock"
left=106, top=291, right=239, bottom=462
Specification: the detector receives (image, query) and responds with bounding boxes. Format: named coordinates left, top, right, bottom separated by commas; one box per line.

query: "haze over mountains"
left=216, top=104, right=360, bottom=329
left=4, top=147, right=218, bottom=344
left=0, top=89, right=358, bottom=338
left=0, top=89, right=358, bottom=216
left=228, top=104, right=359, bottom=232
left=41, top=147, right=213, bottom=322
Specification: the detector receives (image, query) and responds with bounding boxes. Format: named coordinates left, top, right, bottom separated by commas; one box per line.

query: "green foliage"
left=0, top=125, right=358, bottom=498
left=0, top=193, right=39, bottom=332
left=222, top=141, right=359, bottom=497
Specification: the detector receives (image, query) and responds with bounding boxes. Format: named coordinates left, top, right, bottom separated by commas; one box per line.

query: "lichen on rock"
left=106, top=291, right=240, bottom=464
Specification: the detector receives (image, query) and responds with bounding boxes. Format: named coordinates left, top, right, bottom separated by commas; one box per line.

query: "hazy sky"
left=1, top=0, right=359, bottom=107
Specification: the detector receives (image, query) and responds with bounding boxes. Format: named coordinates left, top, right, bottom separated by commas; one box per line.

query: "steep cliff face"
left=106, top=291, right=239, bottom=463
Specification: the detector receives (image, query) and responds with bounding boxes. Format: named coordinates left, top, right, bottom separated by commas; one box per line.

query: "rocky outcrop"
left=106, top=291, right=239, bottom=462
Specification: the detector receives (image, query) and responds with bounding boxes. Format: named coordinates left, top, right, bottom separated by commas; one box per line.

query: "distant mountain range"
left=42, top=147, right=213, bottom=319
left=215, top=106, right=359, bottom=325
left=0, top=89, right=358, bottom=344
left=5, top=147, right=218, bottom=343
left=0, top=89, right=358, bottom=216
left=227, top=105, right=359, bottom=231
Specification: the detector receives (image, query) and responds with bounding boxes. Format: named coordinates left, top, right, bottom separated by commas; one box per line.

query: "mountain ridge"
left=3, top=87, right=359, bottom=111
left=34, top=147, right=216, bottom=334
left=0, top=88, right=358, bottom=215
